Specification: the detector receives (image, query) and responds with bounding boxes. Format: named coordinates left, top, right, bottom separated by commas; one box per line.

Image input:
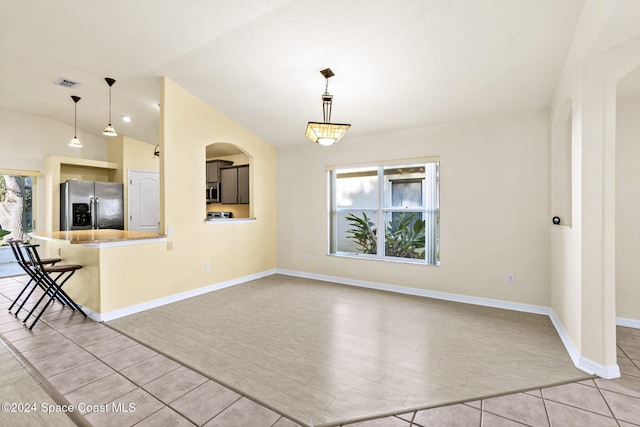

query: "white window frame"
left=327, top=157, right=440, bottom=265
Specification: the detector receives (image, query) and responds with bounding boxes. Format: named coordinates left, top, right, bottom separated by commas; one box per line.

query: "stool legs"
left=11, top=242, right=86, bottom=330
left=23, top=270, right=79, bottom=330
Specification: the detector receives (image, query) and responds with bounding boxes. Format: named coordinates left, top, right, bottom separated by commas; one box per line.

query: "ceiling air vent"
left=54, top=78, right=79, bottom=88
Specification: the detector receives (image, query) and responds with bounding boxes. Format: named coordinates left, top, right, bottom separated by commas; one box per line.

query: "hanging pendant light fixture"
left=103, top=77, right=117, bottom=136
left=69, top=95, right=82, bottom=148
left=305, top=68, right=351, bottom=146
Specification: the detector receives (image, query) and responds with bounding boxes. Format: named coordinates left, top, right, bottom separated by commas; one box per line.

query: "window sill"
left=328, top=253, right=439, bottom=266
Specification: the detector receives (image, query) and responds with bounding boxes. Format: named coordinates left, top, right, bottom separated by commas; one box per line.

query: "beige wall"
left=90, top=77, right=277, bottom=313
left=278, top=109, right=551, bottom=306
left=616, top=95, right=640, bottom=320
left=550, top=100, right=582, bottom=352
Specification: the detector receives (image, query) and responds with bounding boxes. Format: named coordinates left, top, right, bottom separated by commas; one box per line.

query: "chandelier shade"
left=305, top=68, right=350, bottom=146
left=305, top=122, right=351, bottom=146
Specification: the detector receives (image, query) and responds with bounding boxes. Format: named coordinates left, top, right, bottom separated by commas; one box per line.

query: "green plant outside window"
left=329, top=161, right=439, bottom=265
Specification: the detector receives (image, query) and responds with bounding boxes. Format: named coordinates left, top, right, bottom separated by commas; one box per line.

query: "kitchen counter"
left=29, top=229, right=168, bottom=318
left=32, top=230, right=165, bottom=246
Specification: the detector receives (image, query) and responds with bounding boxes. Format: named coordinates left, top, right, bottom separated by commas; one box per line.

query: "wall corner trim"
left=578, top=356, right=621, bottom=380
left=276, top=269, right=621, bottom=380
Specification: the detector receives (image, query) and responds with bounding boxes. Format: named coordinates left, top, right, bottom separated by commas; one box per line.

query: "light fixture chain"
left=109, top=85, right=112, bottom=124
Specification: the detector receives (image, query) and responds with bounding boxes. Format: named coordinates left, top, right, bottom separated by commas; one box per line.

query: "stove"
left=207, top=211, right=233, bottom=219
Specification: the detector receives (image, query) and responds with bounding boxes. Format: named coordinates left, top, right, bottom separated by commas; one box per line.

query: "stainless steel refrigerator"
left=60, top=180, right=124, bottom=231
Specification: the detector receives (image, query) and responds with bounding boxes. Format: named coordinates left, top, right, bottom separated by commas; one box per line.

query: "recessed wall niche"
left=551, top=99, right=573, bottom=227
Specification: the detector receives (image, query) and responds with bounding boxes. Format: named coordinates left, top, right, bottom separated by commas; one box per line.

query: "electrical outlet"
left=303, top=254, right=309, bottom=261
left=57, top=247, right=61, bottom=256
left=507, top=274, right=515, bottom=284
left=167, top=241, right=173, bottom=251
left=205, top=262, right=210, bottom=271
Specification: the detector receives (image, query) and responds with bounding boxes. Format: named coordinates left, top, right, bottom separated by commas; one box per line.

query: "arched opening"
left=205, top=142, right=253, bottom=219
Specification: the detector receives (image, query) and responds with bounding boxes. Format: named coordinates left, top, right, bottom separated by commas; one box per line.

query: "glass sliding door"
left=0, top=174, right=34, bottom=277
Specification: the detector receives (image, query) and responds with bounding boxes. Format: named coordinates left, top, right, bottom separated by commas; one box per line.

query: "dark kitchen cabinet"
left=206, top=160, right=232, bottom=183
left=221, top=165, right=249, bottom=204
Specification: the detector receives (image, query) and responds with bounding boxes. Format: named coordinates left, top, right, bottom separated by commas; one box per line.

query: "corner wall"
left=94, top=77, right=278, bottom=313
left=549, top=0, right=640, bottom=377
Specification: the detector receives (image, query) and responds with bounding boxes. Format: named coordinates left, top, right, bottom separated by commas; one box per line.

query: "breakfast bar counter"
left=31, top=230, right=165, bottom=245
left=29, top=230, right=168, bottom=318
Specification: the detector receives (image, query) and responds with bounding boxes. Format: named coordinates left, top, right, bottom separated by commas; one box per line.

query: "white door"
left=128, top=170, right=159, bottom=232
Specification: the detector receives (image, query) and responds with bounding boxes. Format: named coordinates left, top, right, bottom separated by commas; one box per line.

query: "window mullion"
left=377, top=166, right=385, bottom=258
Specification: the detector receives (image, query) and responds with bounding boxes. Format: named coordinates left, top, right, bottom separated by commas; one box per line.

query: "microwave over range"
left=206, top=182, right=220, bottom=203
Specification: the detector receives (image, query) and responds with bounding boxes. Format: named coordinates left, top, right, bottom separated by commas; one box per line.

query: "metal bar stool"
left=6, top=239, right=66, bottom=315
left=21, top=243, right=86, bottom=330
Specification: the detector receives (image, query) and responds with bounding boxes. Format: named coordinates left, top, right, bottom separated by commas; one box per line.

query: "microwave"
left=206, top=182, right=220, bottom=203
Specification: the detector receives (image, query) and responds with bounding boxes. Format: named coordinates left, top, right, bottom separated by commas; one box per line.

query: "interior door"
left=128, top=170, right=159, bottom=232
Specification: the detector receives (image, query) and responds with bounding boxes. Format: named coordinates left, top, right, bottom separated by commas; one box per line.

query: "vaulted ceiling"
left=0, top=0, right=588, bottom=148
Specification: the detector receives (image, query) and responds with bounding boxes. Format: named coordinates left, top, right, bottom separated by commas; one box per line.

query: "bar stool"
left=21, top=243, right=86, bottom=330
left=6, top=239, right=65, bottom=315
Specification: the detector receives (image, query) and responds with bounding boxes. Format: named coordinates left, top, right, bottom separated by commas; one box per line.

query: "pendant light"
left=69, top=95, right=82, bottom=148
left=305, top=68, right=351, bottom=146
left=103, top=77, right=117, bottom=136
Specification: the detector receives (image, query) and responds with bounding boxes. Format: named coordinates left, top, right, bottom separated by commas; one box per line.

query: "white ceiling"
left=0, top=0, right=588, bottom=148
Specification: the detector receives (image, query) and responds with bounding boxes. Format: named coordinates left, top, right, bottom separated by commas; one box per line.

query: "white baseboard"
left=276, top=269, right=550, bottom=315
left=75, top=267, right=625, bottom=379
left=95, top=269, right=277, bottom=322
left=548, top=310, right=620, bottom=379
left=277, top=268, right=621, bottom=379
left=547, top=310, right=580, bottom=366
left=578, top=356, right=621, bottom=379
left=617, top=317, right=640, bottom=329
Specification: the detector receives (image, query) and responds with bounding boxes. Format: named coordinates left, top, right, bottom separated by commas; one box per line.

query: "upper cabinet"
left=206, top=160, right=233, bottom=183
left=220, top=165, right=249, bottom=204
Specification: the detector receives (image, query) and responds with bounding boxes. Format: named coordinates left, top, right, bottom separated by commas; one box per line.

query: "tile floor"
left=106, top=275, right=590, bottom=425
left=0, top=274, right=639, bottom=427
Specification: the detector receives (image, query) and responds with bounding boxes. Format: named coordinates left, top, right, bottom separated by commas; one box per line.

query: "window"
left=0, top=174, right=33, bottom=241
left=329, top=160, right=440, bottom=265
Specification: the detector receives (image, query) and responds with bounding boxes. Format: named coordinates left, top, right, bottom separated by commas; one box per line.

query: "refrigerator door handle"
left=89, top=197, right=95, bottom=229
left=94, top=197, right=100, bottom=229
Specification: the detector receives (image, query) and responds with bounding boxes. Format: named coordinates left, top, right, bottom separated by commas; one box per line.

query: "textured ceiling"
left=0, top=0, right=587, bottom=147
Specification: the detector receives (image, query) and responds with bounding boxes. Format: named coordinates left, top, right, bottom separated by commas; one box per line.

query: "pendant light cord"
left=108, top=86, right=112, bottom=125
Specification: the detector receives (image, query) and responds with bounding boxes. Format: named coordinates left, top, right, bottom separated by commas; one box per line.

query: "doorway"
left=0, top=174, right=33, bottom=277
